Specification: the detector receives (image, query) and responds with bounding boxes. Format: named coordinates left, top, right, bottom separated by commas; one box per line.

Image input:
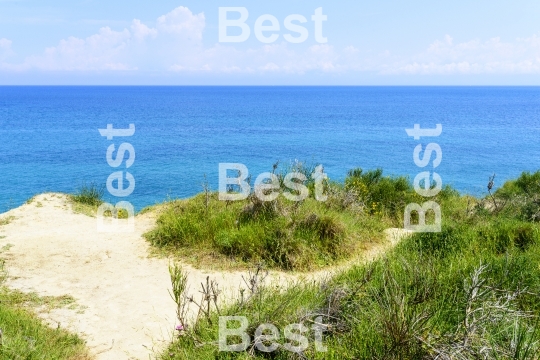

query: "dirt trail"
left=0, top=193, right=411, bottom=359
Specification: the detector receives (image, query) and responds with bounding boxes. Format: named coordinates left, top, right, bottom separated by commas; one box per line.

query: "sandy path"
left=0, top=193, right=410, bottom=359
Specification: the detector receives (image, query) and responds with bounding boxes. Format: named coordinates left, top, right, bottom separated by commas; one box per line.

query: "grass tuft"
left=0, top=216, right=15, bottom=226
left=0, top=256, right=89, bottom=359
left=70, top=182, right=104, bottom=207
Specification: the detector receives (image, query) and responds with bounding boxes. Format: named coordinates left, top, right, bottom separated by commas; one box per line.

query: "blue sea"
left=1, top=86, right=539, bottom=213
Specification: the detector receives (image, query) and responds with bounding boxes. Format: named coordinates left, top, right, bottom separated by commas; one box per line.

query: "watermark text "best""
left=219, top=7, right=327, bottom=44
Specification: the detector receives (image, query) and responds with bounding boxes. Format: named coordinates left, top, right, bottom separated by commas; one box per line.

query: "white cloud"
left=168, top=43, right=345, bottom=75
left=260, top=62, right=280, bottom=72
left=1, top=6, right=349, bottom=75
left=156, top=6, right=205, bottom=39
left=23, top=27, right=133, bottom=71
left=130, top=19, right=157, bottom=42
left=389, top=34, right=540, bottom=75
left=5, top=4, right=540, bottom=80
left=343, top=46, right=360, bottom=55
left=15, top=6, right=204, bottom=71
left=0, top=38, right=11, bottom=50
left=0, top=38, right=14, bottom=60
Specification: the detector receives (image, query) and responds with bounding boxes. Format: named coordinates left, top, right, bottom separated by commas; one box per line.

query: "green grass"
left=0, top=261, right=90, bottom=359
left=0, top=216, right=15, bottom=226
left=145, top=193, right=388, bottom=270
left=68, top=182, right=105, bottom=217
left=144, top=166, right=455, bottom=271
left=70, top=182, right=104, bottom=207
left=69, top=202, right=98, bottom=217
left=144, top=166, right=411, bottom=271
left=1, top=288, right=77, bottom=310
left=69, top=182, right=130, bottom=219
left=0, top=304, right=90, bottom=359
left=161, top=170, right=540, bottom=359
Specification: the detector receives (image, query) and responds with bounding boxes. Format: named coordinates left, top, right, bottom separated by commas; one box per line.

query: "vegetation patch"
left=69, top=182, right=129, bottom=219
left=0, top=259, right=89, bottom=359
left=70, top=182, right=104, bottom=207
left=0, top=289, right=77, bottom=311
left=162, top=170, right=540, bottom=359
left=144, top=164, right=429, bottom=270
left=0, top=302, right=90, bottom=359
left=0, top=216, right=15, bottom=226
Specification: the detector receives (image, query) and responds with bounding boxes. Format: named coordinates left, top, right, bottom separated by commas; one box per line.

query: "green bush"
left=477, top=220, right=539, bottom=254
left=344, top=168, right=421, bottom=219
left=144, top=192, right=378, bottom=270
left=494, top=171, right=540, bottom=221
left=145, top=166, right=465, bottom=269
left=515, top=171, right=540, bottom=195
left=70, top=182, right=104, bottom=207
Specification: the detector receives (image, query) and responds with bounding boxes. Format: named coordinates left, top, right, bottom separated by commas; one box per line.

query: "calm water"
left=1, top=86, right=539, bottom=212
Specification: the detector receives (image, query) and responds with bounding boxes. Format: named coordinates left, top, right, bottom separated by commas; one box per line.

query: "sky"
left=1, top=0, right=540, bottom=85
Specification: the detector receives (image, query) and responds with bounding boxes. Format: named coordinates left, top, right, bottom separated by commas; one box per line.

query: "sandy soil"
left=0, top=193, right=411, bottom=359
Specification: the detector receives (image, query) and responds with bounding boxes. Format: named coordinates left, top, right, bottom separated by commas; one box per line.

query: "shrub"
left=515, top=171, right=540, bottom=195
left=494, top=171, right=540, bottom=221
left=70, top=182, right=104, bottom=207
left=344, top=168, right=420, bottom=219
left=144, top=192, right=372, bottom=270
left=296, top=213, right=345, bottom=255
left=476, top=220, right=539, bottom=254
